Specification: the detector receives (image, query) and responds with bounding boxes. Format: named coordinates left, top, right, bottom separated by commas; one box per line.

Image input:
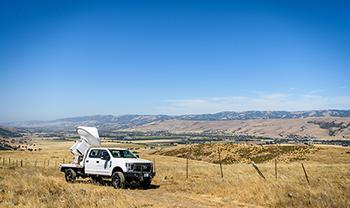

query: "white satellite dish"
left=76, top=126, right=101, bottom=147
left=70, top=126, right=101, bottom=164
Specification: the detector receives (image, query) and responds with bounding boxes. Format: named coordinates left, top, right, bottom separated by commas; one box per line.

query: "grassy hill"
left=0, top=126, right=22, bottom=137
left=155, top=143, right=319, bottom=163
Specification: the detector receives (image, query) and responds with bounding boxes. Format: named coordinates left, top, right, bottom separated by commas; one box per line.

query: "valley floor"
left=0, top=140, right=349, bottom=208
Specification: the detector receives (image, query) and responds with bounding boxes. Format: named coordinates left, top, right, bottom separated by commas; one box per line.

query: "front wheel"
left=111, top=171, right=125, bottom=189
left=65, top=168, right=77, bottom=183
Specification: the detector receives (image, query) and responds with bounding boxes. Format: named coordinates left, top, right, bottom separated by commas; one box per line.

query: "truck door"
left=85, top=149, right=101, bottom=175
left=99, top=149, right=112, bottom=175
left=85, top=149, right=112, bottom=175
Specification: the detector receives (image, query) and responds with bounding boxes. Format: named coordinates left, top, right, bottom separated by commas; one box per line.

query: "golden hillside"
left=155, top=143, right=319, bottom=164
left=129, top=117, right=350, bottom=140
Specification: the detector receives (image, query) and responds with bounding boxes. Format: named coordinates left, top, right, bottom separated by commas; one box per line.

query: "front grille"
left=132, top=163, right=152, bottom=172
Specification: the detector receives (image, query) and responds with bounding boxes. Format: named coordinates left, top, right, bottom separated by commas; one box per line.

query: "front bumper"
left=124, top=171, right=156, bottom=181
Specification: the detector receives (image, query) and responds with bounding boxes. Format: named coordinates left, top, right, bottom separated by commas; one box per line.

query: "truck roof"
left=108, top=147, right=129, bottom=150
left=90, top=147, right=128, bottom=150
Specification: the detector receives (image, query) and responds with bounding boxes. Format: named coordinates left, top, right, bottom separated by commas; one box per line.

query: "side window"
left=89, top=149, right=100, bottom=158
left=99, top=150, right=109, bottom=158
left=111, top=150, right=121, bottom=158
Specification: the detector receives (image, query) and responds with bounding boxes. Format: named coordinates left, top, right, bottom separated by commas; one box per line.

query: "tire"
left=65, top=168, right=77, bottom=183
left=111, top=171, right=125, bottom=189
left=140, top=179, right=151, bottom=189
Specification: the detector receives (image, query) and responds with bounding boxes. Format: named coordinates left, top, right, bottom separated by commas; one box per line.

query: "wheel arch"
left=112, top=166, right=124, bottom=174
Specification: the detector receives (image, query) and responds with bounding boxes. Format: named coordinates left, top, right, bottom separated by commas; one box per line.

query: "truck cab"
left=59, top=126, right=155, bottom=188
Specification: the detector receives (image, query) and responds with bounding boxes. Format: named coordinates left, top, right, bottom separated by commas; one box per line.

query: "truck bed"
left=59, top=163, right=84, bottom=172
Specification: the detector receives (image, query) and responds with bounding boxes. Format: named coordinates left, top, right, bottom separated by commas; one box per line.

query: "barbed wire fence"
left=0, top=156, right=70, bottom=169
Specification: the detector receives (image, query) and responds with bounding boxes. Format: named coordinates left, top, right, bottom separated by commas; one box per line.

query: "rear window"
left=89, top=149, right=100, bottom=158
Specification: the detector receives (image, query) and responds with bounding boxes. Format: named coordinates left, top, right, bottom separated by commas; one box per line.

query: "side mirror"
left=136, top=155, right=139, bottom=158
left=101, top=155, right=110, bottom=160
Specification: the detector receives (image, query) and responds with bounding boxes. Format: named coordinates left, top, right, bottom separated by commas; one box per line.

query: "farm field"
left=0, top=139, right=350, bottom=208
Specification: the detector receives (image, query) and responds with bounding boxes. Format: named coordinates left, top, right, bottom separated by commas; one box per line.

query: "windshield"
left=109, top=149, right=137, bottom=158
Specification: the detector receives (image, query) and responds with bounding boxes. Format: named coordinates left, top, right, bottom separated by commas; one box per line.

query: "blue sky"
left=1, top=0, right=350, bottom=121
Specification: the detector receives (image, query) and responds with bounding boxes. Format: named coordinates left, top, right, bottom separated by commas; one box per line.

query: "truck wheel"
left=140, top=180, right=151, bottom=189
left=112, top=171, right=125, bottom=189
left=65, top=168, right=77, bottom=183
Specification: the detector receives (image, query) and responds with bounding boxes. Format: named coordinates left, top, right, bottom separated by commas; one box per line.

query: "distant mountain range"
left=2, top=110, right=350, bottom=130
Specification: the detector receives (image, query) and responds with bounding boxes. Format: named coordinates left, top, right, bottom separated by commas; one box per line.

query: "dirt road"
left=119, top=180, right=261, bottom=208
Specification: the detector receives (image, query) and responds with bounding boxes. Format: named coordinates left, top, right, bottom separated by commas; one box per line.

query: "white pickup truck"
left=59, top=126, right=155, bottom=188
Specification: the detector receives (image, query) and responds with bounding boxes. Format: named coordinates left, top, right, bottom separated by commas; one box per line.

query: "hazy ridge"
left=3, top=110, right=350, bottom=129
left=1, top=110, right=350, bottom=139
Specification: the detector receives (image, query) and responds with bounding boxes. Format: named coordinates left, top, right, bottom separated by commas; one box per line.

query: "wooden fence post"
left=9, top=158, right=11, bottom=166
left=301, top=163, right=310, bottom=185
left=251, top=161, right=266, bottom=180
left=63, top=158, right=65, bottom=164
left=20, top=160, right=23, bottom=167
left=275, top=159, right=277, bottom=179
left=2, top=157, right=4, bottom=166
left=186, top=157, right=189, bottom=179
left=35, top=160, right=37, bottom=167
left=16, top=160, right=18, bottom=167
left=218, top=147, right=223, bottom=178
left=153, top=158, right=156, bottom=173
left=47, top=160, right=50, bottom=167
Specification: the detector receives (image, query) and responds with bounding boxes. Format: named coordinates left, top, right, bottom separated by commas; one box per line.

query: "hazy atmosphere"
left=1, top=0, right=350, bottom=121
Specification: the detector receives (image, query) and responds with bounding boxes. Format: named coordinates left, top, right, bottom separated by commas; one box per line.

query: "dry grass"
left=0, top=166, right=138, bottom=208
left=155, top=143, right=320, bottom=163
left=0, top=139, right=350, bottom=207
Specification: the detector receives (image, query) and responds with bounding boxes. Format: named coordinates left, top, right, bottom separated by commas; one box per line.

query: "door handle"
left=96, top=161, right=99, bottom=163
left=86, top=160, right=89, bottom=163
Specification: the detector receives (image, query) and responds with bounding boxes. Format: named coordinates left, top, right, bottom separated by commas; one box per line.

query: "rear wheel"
left=65, top=168, right=77, bottom=183
left=112, top=171, right=125, bottom=189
